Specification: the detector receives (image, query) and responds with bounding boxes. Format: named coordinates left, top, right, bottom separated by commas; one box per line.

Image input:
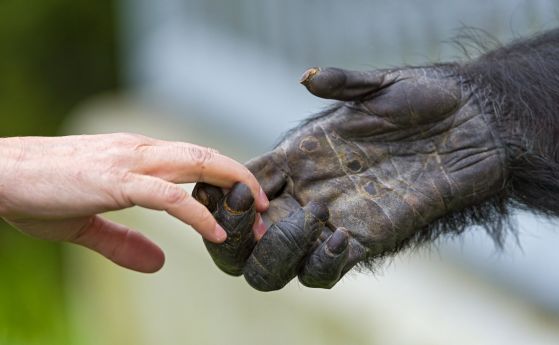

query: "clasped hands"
left=194, top=65, right=505, bottom=290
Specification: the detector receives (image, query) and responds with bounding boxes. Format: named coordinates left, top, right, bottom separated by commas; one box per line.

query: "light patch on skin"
left=299, top=136, right=321, bottom=153
left=359, top=180, right=394, bottom=201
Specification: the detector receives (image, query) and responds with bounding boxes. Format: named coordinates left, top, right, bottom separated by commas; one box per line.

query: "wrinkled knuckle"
left=110, top=171, right=136, bottom=207
left=187, top=145, right=216, bottom=168
left=100, top=165, right=128, bottom=185
left=117, top=170, right=135, bottom=184
left=113, top=132, right=146, bottom=144
left=102, top=133, right=150, bottom=167
left=113, top=133, right=154, bottom=153
left=161, top=185, right=188, bottom=205
left=132, top=142, right=152, bottom=155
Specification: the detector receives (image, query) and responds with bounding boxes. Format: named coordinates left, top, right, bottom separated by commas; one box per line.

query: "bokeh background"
left=1, top=1, right=559, bottom=344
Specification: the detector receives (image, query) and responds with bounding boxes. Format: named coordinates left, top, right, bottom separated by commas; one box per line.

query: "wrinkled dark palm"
left=194, top=65, right=506, bottom=291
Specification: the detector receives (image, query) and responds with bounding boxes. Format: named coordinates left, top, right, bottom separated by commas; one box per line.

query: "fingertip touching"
left=243, top=176, right=269, bottom=212
left=190, top=206, right=227, bottom=244
left=224, top=162, right=269, bottom=212
left=225, top=159, right=268, bottom=212
left=120, top=173, right=227, bottom=243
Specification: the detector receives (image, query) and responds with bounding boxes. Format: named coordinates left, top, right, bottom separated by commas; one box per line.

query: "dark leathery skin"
left=195, top=65, right=507, bottom=290
left=298, top=228, right=350, bottom=288
left=258, top=66, right=506, bottom=252
left=195, top=183, right=256, bottom=276
left=243, top=202, right=328, bottom=291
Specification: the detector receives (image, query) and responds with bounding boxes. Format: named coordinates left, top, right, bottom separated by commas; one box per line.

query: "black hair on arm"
left=463, top=29, right=559, bottom=218
left=401, top=28, right=559, bottom=257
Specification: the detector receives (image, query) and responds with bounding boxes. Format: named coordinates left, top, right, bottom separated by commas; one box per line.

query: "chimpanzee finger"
left=193, top=182, right=224, bottom=213
left=243, top=202, right=329, bottom=291
left=298, top=228, right=350, bottom=289
left=245, top=151, right=288, bottom=200
left=202, top=183, right=256, bottom=276
left=299, top=67, right=394, bottom=101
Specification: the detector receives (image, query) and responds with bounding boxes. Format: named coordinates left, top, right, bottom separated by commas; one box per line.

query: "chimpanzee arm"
left=462, top=28, right=559, bottom=216
left=195, top=29, right=559, bottom=291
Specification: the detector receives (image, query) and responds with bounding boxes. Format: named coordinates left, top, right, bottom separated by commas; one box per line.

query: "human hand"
left=0, top=133, right=268, bottom=273
left=195, top=65, right=506, bottom=290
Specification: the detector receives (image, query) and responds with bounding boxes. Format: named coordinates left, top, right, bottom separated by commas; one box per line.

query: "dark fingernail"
left=326, top=229, right=349, bottom=255
left=306, top=201, right=329, bottom=223
left=193, top=183, right=222, bottom=212
left=224, top=183, right=254, bottom=212
left=299, top=67, right=320, bottom=85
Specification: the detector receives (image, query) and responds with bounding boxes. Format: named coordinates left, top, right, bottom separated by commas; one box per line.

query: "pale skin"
left=0, top=133, right=269, bottom=273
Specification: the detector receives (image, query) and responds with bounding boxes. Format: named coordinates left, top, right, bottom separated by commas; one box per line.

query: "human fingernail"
left=259, top=187, right=270, bottom=209
left=214, top=224, right=227, bottom=242
left=253, top=214, right=267, bottom=240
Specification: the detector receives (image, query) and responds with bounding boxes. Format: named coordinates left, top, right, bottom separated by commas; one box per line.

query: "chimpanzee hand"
left=194, top=65, right=507, bottom=290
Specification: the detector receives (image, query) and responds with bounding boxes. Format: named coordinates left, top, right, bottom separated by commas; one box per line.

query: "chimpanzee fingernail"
left=224, top=183, right=253, bottom=212
left=299, top=67, right=320, bottom=85
left=193, top=183, right=223, bottom=212
left=214, top=224, right=227, bottom=242
left=326, top=229, right=349, bottom=255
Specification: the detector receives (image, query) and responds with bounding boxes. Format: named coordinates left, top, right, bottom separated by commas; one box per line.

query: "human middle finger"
left=136, top=142, right=269, bottom=211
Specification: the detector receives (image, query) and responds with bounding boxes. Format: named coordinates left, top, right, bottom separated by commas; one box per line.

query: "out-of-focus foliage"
left=0, top=0, right=118, bottom=344
left=0, top=0, right=118, bottom=136
left=0, top=231, right=71, bottom=345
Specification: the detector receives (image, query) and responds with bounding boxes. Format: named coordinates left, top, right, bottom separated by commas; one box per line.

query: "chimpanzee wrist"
left=459, top=29, right=559, bottom=216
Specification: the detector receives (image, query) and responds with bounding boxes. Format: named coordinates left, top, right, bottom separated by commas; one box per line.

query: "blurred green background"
left=2, top=1, right=559, bottom=345
left=0, top=1, right=117, bottom=344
